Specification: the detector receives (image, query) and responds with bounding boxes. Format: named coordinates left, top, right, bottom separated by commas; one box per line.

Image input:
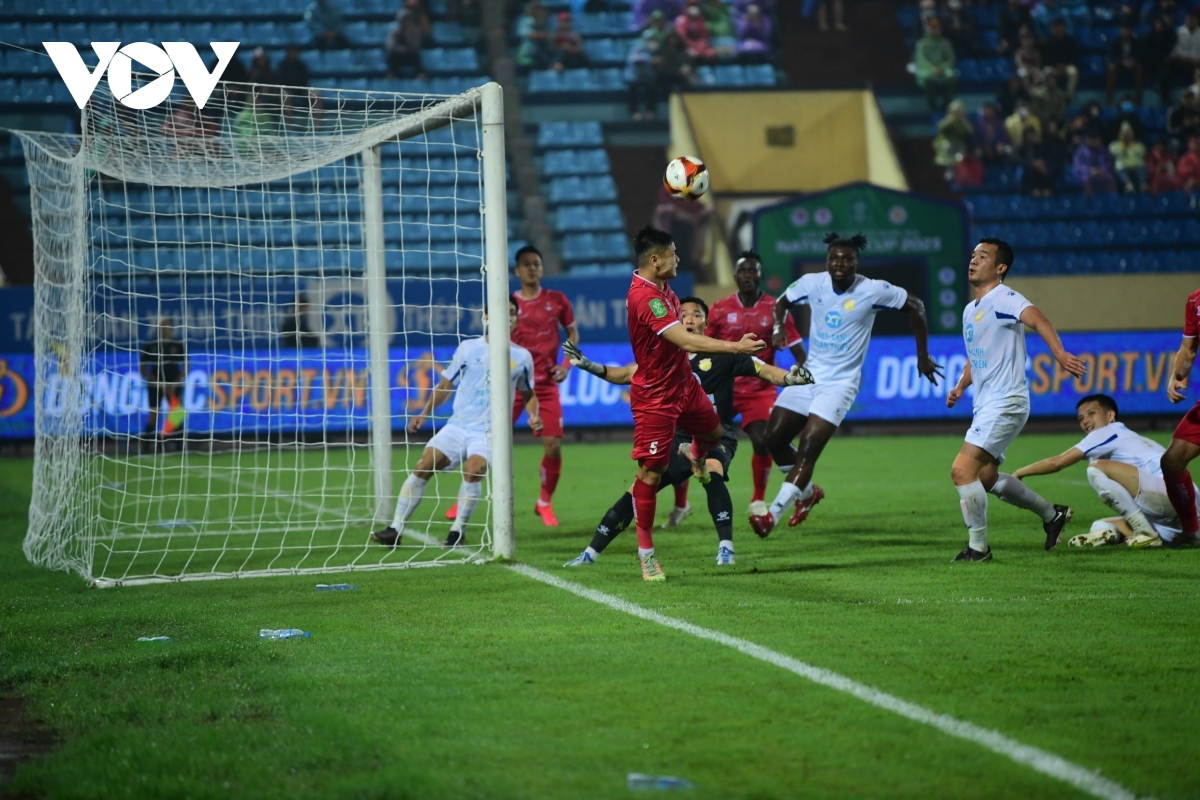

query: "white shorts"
left=773, top=381, right=859, bottom=427
left=1134, top=469, right=1186, bottom=542
left=426, top=422, right=490, bottom=469
left=964, top=400, right=1030, bottom=464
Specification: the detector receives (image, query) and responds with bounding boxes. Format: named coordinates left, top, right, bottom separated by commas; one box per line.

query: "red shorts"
left=512, top=380, right=564, bottom=438
left=1174, top=400, right=1200, bottom=446
left=631, top=379, right=720, bottom=468
left=733, top=388, right=776, bottom=429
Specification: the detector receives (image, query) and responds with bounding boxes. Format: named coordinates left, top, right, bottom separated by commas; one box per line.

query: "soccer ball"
left=663, top=156, right=709, bottom=201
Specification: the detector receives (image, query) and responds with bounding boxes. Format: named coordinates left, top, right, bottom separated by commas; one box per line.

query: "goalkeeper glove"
left=562, top=340, right=607, bottom=378
left=784, top=364, right=815, bottom=386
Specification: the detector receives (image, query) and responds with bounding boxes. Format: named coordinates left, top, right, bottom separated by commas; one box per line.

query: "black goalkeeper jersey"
left=687, top=352, right=761, bottom=431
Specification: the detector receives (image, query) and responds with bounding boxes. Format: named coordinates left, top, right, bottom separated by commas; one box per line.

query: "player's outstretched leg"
left=989, top=472, right=1072, bottom=550
left=565, top=492, right=634, bottom=566
left=751, top=415, right=834, bottom=537
left=1085, top=462, right=1157, bottom=541
left=703, top=477, right=736, bottom=565
left=1161, top=437, right=1200, bottom=545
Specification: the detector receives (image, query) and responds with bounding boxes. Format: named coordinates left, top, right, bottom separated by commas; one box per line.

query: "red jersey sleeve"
left=556, top=291, right=576, bottom=330
left=634, top=291, right=681, bottom=336
left=1185, top=290, right=1200, bottom=339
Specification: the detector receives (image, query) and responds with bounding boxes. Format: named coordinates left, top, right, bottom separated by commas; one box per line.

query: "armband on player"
left=562, top=340, right=606, bottom=378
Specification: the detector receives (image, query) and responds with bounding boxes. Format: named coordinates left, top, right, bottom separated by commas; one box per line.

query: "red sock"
left=751, top=452, right=773, bottom=503
left=674, top=480, right=689, bottom=508
left=689, top=435, right=716, bottom=462
left=1164, top=470, right=1200, bottom=535
left=539, top=454, right=561, bottom=505
left=632, top=477, right=657, bottom=550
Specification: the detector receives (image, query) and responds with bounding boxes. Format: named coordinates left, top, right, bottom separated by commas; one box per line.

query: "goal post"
left=13, top=76, right=514, bottom=586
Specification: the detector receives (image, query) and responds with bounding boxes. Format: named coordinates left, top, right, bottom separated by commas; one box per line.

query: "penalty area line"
left=508, top=564, right=1146, bottom=800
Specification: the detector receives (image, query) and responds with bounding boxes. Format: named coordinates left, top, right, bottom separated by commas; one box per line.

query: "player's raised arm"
left=902, top=295, right=944, bottom=385
left=1020, top=305, right=1086, bottom=379
left=408, top=374, right=455, bottom=432
left=1168, top=335, right=1197, bottom=403
left=1012, top=447, right=1086, bottom=480
left=661, top=324, right=765, bottom=355
left=754, top=361, right=814, bottom=388
left=563, top=340, right=638, bottom=385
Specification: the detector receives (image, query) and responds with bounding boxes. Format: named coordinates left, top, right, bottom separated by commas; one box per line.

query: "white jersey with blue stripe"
left=783, top=272, right=908, bottom=388
left=962, top=286, right=1034, bottom=408
left=442, top=337, right=534, bottom=432
left=1074, top=422, right=1165, bottom=475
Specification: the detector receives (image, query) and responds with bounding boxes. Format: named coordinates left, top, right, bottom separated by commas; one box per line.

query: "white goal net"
left=15, top=76, right=514, bottom=587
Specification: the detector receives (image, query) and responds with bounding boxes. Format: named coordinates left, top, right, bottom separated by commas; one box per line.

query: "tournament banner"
left=1, top=331, right=1184, bottom=438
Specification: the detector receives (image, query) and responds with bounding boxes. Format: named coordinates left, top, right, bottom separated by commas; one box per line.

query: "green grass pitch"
left=1, top=432, right=1198, bottom=799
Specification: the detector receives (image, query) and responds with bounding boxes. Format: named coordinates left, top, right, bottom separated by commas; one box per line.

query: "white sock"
left=584, top=546, right=599, bottom=560
left=776, top=463, right=793, bottom=474
left=768, top=481, right=813, bottom=520
left=390, top=475, right=428, bottom=530
left=957, top=480, right=989, bottom=552
left=673, top=505, right=689, bottom=512
left=990, top=473, right=1056, bottom=523
left=718, top=539, right=733, bottom=552
left=1086, top=467, right=1156, bottom=537
left=449, top=480, right=483, bottom=532
left=637, top=547, right=655, bottom=559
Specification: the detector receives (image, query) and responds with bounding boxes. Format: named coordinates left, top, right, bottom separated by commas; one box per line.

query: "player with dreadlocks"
left=749, top=232, right=944, bottom=537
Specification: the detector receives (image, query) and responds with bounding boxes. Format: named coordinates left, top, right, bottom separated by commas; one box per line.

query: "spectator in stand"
left=276, top=46, right=310, bottom=88
left=1147, top=138, right=1182, bottom=193
left=737, top=3, right=772, bottom=57
left=973, top=102, right=1013, bottom=164
left=1178, top=134, right=1200, bottom=198
left=160, top=97, right=218, bottom=157
left=1139, top=11, right=1179, bottom=101
left=232, top=88, right=280, bottom=155
left=1032, top=0, right=1076, bottom=37
left=1014, top=27, right=1043, bottom=81
left=1109, top=121, right=1149, bottom=192
left=625, top=29, right=661, bottom=120
left=387, top=2, right=430, bottom=79
left=913, top=0, right=936, bottom=39
left=1042, top=116, right=1070, bottom=177
left=247, top=47, right=276, bottom=84
left=633, top=0, right=684, bottom=30
left=953, top=149, right=985, bottom=187
left=305, top=0, right=350, bottom=49
left=701, top=0, right=737, bottom=46
left=1107, top=22, right=1144, bottom=106
left=1013, top=126, right=1056, bottom=196
left=1107, top=95, right=1146, bottom=141
left=516, top=1, right=556, bottom=69
left=913, top=18, right=958, bottom=112
left=933, top=99, right=974, bottom=180
left=997, top=73, right=1031, bottom=116
left=644, top=9, right=671, bottom=44
left=812, top=0, right=847, bottom=33
left=1040, top=18, right=1080, bottom=97
left=944, top=0, right=979, bottom=58
left=1066, top=101, right=1104, bottom=150
left=1073, top=131, right=1117, bottom=194
left=1168, top=88, right=1200, bottom=149
left=1171, top=11, right=1200, bottom=87
left=658, top=30, right=698, bottom=90
left=998, top=0, right=1033, bottom=55
left=676, top=0, right=717, bottom=61
left=280, top=294, right=321, bottom=349
left=1005, top=99, right=1042, bottom=144
left=552, top=12, right=587, bottom=69
left=1030, top=69, right=1068, bottom=124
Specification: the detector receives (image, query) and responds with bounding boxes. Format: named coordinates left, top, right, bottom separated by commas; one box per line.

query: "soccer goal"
left=14, top=76, right=515, bottom=587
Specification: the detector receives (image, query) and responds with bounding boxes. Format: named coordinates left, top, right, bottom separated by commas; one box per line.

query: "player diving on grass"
left=622, top=226, right=766, bottom=581
left=748, top=232, right=941, bottom=537
left=946, top=238, right=1084, bottom=561
left=372, top=297, right=540, bottom=549
left=1010, top=394, right=1197, bottom=547
left=705, top=251, right=807, bottom=512
left=1159, top=285, right=1200, bottom=545
left=562, top=296, right=813, bottom=567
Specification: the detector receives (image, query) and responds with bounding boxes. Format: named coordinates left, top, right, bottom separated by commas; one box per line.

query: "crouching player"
left=372, top=298, right=541, bottom=548
left=561, top=297, right=813, bottom=567
left=1013, top=395, right=1198, bottom=547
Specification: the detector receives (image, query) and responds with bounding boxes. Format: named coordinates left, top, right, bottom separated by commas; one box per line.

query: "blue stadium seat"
left=537, top=121, right=604, bottom=149
left=431, top=21, right=465, bottom=46
left=547, top=175, right=617, bottom=205
left=528, top=70, right=563, bottom=94
left=744, top=64, right=776, bottom=86
left=420, top=48, right=480, bottom=76
left=543, top=148, right=610, bottom=176
left=555, top=203, right=623, bottom=232
left=584, top=37, right=630, bottom=66
left=562, top=232, right=629, bottom=262
left=561, top=68, right=601, bottom=91
left=714, top=65, right=745, bottom=86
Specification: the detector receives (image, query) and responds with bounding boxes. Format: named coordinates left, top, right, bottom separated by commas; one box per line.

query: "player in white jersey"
left=945, top=238, right=1085, bottom=561
left=372, top=297, right=541, bottom=548
left=748, top=232, right=943, bottom=537
left=1011, top=394, right=1196, bottom=547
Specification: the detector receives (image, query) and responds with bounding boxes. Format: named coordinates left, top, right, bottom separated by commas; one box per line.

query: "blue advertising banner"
left=1, top=330, right=1184, bottom=439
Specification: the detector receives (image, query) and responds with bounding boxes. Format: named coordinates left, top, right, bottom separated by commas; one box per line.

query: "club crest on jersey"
left=964, top=323, right=974, bottom=343
left=510, top=359, right=517, bottom=370
left=824, top=309, right=843, bottom=329
left=975, top=310, right=984, bottom=322
left=649, top=298, right=668, bottom=318
left=698, top=358, right=712, bottom=372
left=843, top=299, right=856, bottom=311
left=728, top=313, right=738, bottom=323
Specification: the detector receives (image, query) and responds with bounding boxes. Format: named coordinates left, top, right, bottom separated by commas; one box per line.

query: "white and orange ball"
left=663, top=155, right=709, bottom=200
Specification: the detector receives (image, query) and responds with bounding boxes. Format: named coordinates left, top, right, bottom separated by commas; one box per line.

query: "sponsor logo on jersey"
left=649, top=298, right=668, bottom=318
left=964, top=323, right=974, bottom=343
left=824, top=310, right=843, bottom=329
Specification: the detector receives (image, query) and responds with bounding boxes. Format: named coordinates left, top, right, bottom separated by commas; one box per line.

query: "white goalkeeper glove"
left=784, top=364, right=815, bottom=386
left=562, top=340, right=607, bottom=378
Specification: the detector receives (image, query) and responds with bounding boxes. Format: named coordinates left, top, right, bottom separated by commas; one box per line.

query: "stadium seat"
left=543, top=148, right=610, bottom=176
left=537, top=121, right=604, bottom=150
left=547, top=175, right=618, bottom=204
left=554, top=203, right=623, bottom=233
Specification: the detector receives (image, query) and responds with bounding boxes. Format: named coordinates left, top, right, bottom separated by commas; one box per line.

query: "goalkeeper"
left=563, top=297, right=813, bottom=567
left=372, top=298, right=541, bottom=549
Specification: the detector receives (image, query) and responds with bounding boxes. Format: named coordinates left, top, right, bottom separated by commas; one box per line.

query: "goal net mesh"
left=17, top=75, right=505, bottom=586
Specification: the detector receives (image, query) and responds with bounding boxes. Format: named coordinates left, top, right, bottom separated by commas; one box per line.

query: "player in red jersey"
left=1160, top=286, right=1200, bottom=544
left=625, top=226, right=765, bottom=581
left=706, top=251, right=807, bottom=507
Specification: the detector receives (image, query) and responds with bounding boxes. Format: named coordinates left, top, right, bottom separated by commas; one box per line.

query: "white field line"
left=509, top=564, right=1146, bottom=800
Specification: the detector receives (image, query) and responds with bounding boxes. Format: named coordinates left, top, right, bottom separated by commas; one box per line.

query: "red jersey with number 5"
left=1184, top=288, right=1200, bottom=339
left=511, top=288, right=575, bottom=383
left=627, top=272, right=690, bottom=411
left=707, top=292, right=802, bottom=397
